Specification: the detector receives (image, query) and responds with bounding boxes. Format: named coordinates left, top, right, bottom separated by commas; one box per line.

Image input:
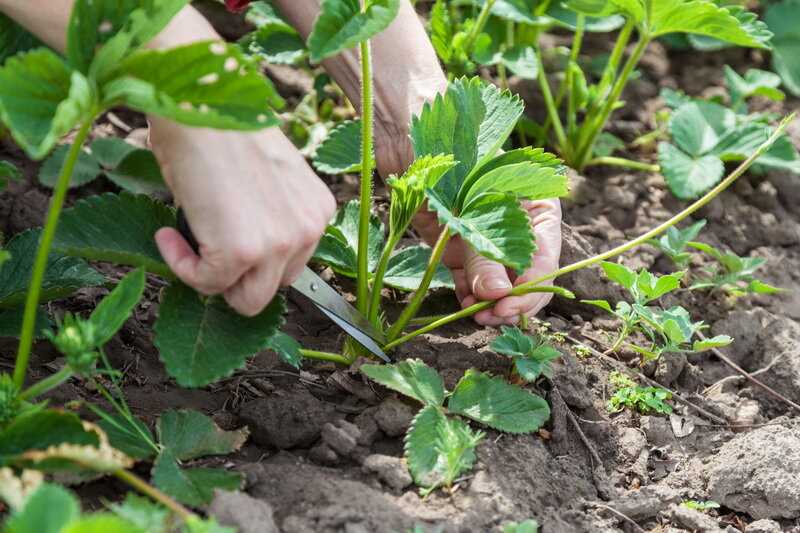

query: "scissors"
left=175, top=208, right=389, bottom=362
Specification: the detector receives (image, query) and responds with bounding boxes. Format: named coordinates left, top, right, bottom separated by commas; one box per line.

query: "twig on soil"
left=552, top=387, right=604, bottom=468
left=697, top=332, right=800, bottom=414
left=566, top=335, right=728, bottom=425
left=589, top=503, right=646, bottom=533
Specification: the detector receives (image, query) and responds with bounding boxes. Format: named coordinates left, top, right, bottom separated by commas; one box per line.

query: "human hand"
left=149, top=119, right=336, bottom=316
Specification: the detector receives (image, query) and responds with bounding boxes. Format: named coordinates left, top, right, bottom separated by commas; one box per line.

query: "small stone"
left=373, top=397, right=416, bottom=437
left=640, top=416, right=675, bottom=447
left=670, top=504, right=724, bottom=532
left=618, top=427, right=647, bottom=462
left=733, top=399, right=761, bottom=428
left=362, top=454, right=412, bottom=490
left=208, top=490, right=278, bottom=533
left=353, top=408, right=381, bottom=446
left=308, top=442, right=338, bottom=465
left=610, top=485, right=681, bottom=520
left=239, top=388, right=333, bottom=449
left=321, top=422, right=358, bottom=456
left=747, top=519, right=782, bottom=533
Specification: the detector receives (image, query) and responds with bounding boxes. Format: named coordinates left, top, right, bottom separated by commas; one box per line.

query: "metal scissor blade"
left=291, top=267, right=389, bottom=362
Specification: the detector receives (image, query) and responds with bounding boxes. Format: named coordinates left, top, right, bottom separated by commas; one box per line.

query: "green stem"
left=409, top=313, right=449, bottom=326
left=17, top=366, right=73, bottom=402
left=356, top=38, right=374, bottom=315
left=542, top=14, right=585, bottom=142
left=383, top=116, right=794, bottom=350
left=585, top=156, right=660, bottom=173
left=574, top=34, right=650, bottom=169
left=565, top=14, right=586, bottom=142
left=595, top=19, right=634, bottom=101
left=386, top=228, right=451, bottom=341
left=14, top=119, right=94, bottom=388
left=463, top=0, right=496, bottom=55
left=368, top=232, right=400, bottom=325
left=536, top=49, right=568, bottom=155
left=114, top=469, right=193, bottom=521
left=300, top=348, right=351, bottom=365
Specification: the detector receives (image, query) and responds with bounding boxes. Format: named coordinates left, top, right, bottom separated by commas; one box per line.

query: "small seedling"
left=361, top=359, right=550, bottom=495
left=647, top=219, right=707, bottom=269
left=688, top=242, right=782, bottom=297
left=682, top=499, right=721, bottom=513
left=607, top=371, right=672, bottom=415
left=503, top=519, right=540, bottom=533
left=490, top=326, right=561, bottom=382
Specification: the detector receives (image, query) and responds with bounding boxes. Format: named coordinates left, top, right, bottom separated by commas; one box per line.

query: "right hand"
left=149, top=119, right=336, bottom=316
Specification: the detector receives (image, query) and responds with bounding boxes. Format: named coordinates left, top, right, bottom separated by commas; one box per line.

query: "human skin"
left=0, top=0, right=562, bottom=324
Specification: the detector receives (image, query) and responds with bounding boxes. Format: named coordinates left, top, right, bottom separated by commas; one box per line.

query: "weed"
left=606, top=371, right=672, bottom=415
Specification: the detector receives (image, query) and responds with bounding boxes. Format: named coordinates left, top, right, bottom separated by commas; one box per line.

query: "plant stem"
left=17, top=366, right=73, bottom=401
left=536, top=49, right=568, bottom=155
left=585, top=156, right=660, bottom=173
left=14, top=120, right=94, bottom=388
left=574, top=34, right=650, bottom=169
left=386, top=228, right=451, bottom=341
left=462, top=0, right=496, bottom=55
left=368, top=233, right=400, bottom=324
left=300, top=348, right=351, bottom=365
left=114, top=469, right=192, bottom=521
left=383, top=116, right=794, bottom=349
left=356, top=36, right=374, bottom=315
left=565, top=14, right=586, bottom=141
left=595, top=19, right=635, bottom=101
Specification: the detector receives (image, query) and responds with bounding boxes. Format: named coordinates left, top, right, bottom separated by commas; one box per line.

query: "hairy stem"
left=386, top=228, right=451, bottom=341
left=565, top=14, right=586, bottom=141
left=368, top=232, right=400, bottom=325
left=14, top=120, right=94, bottom=387
left=585, top=156, right=660, bottom=173
left=300, top=348, right=351, bottom=365
left=536, top=49, right=568, bottom=155
left=17, top=366, right=73, bottom=402
left=383, top=116, right=794, bottom=349
left=462, top=0, right=496, bottom=55
left=595, top=19, right=635, bottom=101
left=356, top=37, right=375, bottom=315
left=114, top=469, right=193, bottom=521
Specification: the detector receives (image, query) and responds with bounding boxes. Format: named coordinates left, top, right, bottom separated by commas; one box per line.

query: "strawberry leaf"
left=500, top=45, right=538, bottom=79
left=693, top=335, right=733, bottom=352
left=0, top=13, right=40, bottom=64
left=54, top=192, right=175, bottom=278
left=766, top=0, right=800, bottom=97
left=361, top=359, right=446, bottom=406
left=383, top=244, right=455, bottom=291
left=88, top=268, right=146, bottom=347
left=152, top=451, right=242, bottom=507
left=658, top=142, right=725, bottom=200
left=240, top=19, right=306, bottom=65
left=153, top=283, right=286, bottom=387
left=38, top=144, right=102, bottom=189
left=388, top=154, right=456, bottom=238
left=312, top=120, right=371, bottom=175
left=103, top=41, right=283, bottom=130
left=0, top=410, right=100, bottom=466
left=2, top=484, right=79, bottom=533
left=312, top=199, right=384, bottom=275
left=307, top=0, right=400, bottom=63
left=0, top=307, right=51, bottom=339
left=490, top=325, right=535, bottom=358
left=157, top=409, right=248, bottom=462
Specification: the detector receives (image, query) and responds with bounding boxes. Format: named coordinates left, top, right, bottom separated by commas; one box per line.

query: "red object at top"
left=225, top=0, right=251, bottom=12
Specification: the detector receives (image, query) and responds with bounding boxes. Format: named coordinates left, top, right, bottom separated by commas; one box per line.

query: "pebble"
left=373, top=397, right=416, bottom=437
left=362, top=454, right=412, bottom=490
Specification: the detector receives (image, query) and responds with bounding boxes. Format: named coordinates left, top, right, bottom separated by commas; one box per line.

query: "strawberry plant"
left=606, top=371, right=672, bottom=415
left=765, top=0, right=800, bottom=97
left=489, top=325, right=561, bottom=382
left=646, top=219, right=707, bottom=269
left=361, top=359, right=550, bottom=494
left=687, top=242, right=782, bottom=297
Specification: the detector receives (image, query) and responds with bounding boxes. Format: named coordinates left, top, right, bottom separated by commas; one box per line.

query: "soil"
left=2, top=12, right=800, bottom=533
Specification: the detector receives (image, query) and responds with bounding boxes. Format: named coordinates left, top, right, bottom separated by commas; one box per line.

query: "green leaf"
left=110, top=494, right=169, bottom=533
left=0, top=13, right=41, bottom=64
left=89, top=268, right=145, bottom=346
left=490, top=325, right=534, bottom=358
left=90, top=137, right=138, bottom=168
left=548, top=4, right=625, bottom=32
left=157, top=409, right=248, bottom=462
left=747, top=279, right=782, bottom=294
left=96, top=413, right=156, bottom=461
left=312, top=120, right=371, bottom=175
left=153, top=283, right=286, bottom=387
left=103, top=41, right=283, bottom=130
left=0, top=410, right=99, bottom=466
left=307, top=0, right=400, bottom=63
left=447, top=369, right=550, bottom=433
left=411, top=77, right=524, bottom=209
left=0, top=161, right=21, bottom=192
left=0, top=230, right=104, bottom=309
left=361, top=359, right=446, bottom=406
left=388, top=154, right=456, bottom=237
left=61, top=514, right=144, bottom=533
left=724, top=66, right=785, bottom=108
left=0, top=307, right=51, bottom=339
left=693, top=335, right=733, bottom=352
left=266, top=331, right=303, bottom=368
left=38, top=144, right=101, bottom=189
left=427, top=189, right=535, bottom=273
left=670, top=101, right=735, bottom=157
left=404, top=405, right=482, bottom=491
left=600, top=261, right=636, bottom=291
left=462, top=161, right=569, bottom=209
left=430, top=0, right=453, bottom=64
left=503, top=519, right=540, bottom=533
left=311, top=199, right=384, bottom=276
left=500, top=46, right=538, bottom=80
left=658, top=142, right=724, bottom=200
left=383, top=244, right=455, bottom=291
left=54, top=193, right=175, bottom=278
left=240, top=21, right=306, bottom=65
left=106, top=149, right=167, bottom=195
left=593, top=132, right=626, bottom=158
left=581, top=299, right=614, bottom=313
left=646, top=1, right=771, bottom=48
left=0, top=49, right=94, bottom=160
left=766, top=0, right=800, bottom=97
left=3, top=484, right=79, bottom=533
left=636, top=269, right=684, bottom=302
left=152, top=452, right=242, bottom=507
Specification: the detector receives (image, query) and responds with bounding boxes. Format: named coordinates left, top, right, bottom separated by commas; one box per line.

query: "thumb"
left=464, top=248, right=513, bottom=301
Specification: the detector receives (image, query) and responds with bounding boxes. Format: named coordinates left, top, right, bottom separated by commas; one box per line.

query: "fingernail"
left=481, top=277, right=512, bottom=292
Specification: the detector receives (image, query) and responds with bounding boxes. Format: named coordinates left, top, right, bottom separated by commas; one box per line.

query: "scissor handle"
left=175, top=207, right=200, bottom=255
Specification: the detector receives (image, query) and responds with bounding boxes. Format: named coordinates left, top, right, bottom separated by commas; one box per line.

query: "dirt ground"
left=2, top=13, right=800, bottom=533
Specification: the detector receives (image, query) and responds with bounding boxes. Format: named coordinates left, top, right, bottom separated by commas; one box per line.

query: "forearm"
left=274, top=0, right=446, bottom=143
left=0, top=1, right=218, bottom=52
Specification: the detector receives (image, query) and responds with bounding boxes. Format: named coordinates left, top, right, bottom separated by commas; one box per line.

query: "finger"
left=280, top=242, right=318, bottom=286
left=452, top=268, right=469, bottom=304
left=224, top=263, right=283, bottom=317
left=463, top=248, right=513, bottom=301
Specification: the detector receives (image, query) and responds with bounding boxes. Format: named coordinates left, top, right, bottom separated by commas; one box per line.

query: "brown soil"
left=1, top=16, right=800, bottom=533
